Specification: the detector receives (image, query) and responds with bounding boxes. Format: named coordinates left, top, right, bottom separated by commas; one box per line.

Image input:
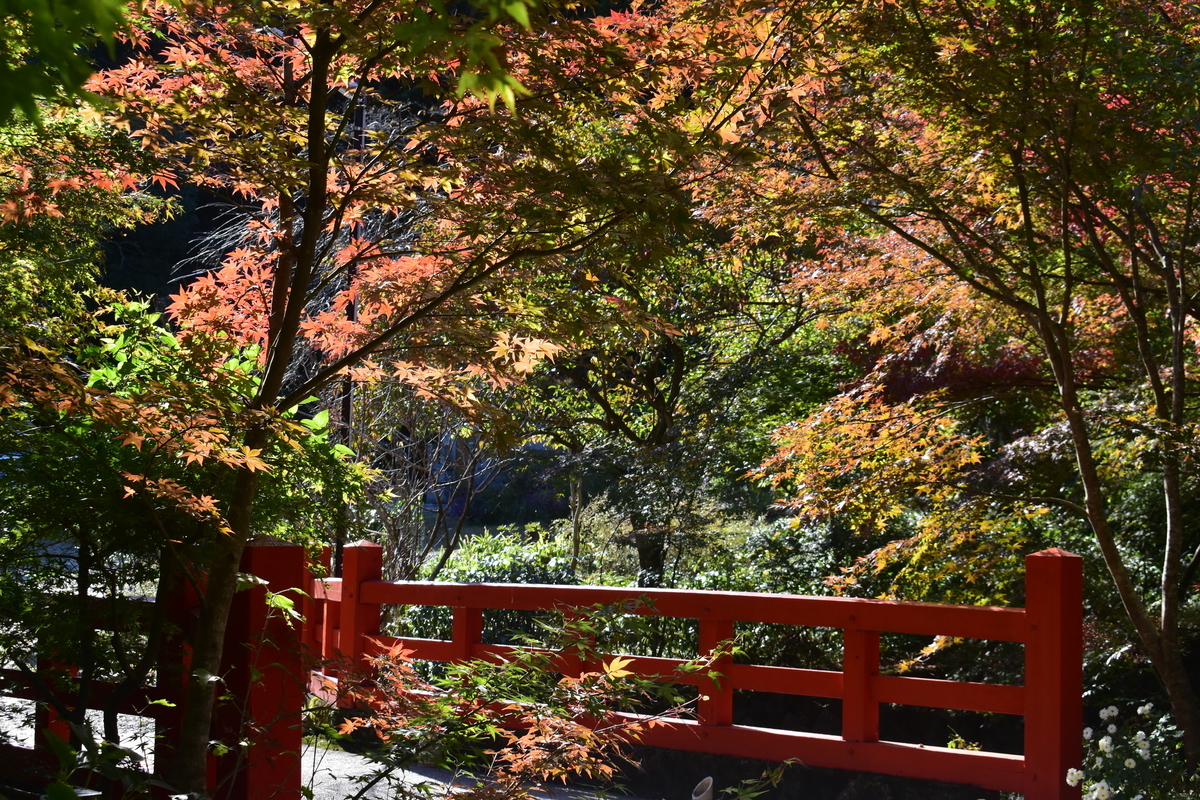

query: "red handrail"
left=307, top=544, right=1082, bottom=800
left=1, top=544, right=1081, bottom=800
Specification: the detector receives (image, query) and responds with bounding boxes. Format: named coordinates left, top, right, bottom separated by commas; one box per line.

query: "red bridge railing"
left=2, top=544, right=1081, bottom=800
left=306, top=543, right=1082, bottom=800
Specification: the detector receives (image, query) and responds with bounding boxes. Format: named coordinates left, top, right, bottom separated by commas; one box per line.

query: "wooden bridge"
left=2, top=543, right=1083, bottom=800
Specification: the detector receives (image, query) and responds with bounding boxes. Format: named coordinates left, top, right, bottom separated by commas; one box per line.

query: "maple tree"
left=6, top=3, right=804, bottom=781
left=438, top=12, right=836, bottom=584
left=0, top=100, right=360, bottom=788
left=511, top=242, right=817, bottom=587
left=18, top=0, right=1193, bottom=785
left=0, top=109, right=168, bottom=315
left=73, top=0, right=744, bottom=790
left=680, top=0, right=1200, bottom=759
left=0, top=298, right=356, bottom=785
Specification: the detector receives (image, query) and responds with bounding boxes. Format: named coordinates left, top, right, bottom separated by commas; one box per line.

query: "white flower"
left=1091, top=779, right=1112, bottom=800
left=1138, top=703, right=1154, bottom=715
left=1101, top=705, right=1119, bottom=720
left=1135, top=730, right=1147, bottom=741
left=1083, top=727, right=1094, bottom=740
left=1124, top=757, right=1137, bottom=768
left=1066, top=768, right=1085, bottom=787
left=1095, top=756, right=1105, bottom=768
left=1107, top=723, right=1117, bottom=733
left=1098, top=735, right=1114, bottom=754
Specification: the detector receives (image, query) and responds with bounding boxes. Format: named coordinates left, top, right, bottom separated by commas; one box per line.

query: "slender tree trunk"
left=1156, top=239, right=1199, bottom=758
left=634, top=527, right=666, bottom=588
left=169, top=439, right=264, bottom=794
left=105, top=547, right=175, bottom=745
left=1065, top=404, right=1200, bottom=758
left=74, top=534, right=93, bottom=742
left=169, top=29, right=340, bottom=794
left=570, top=473, right=583, bottom=575
left=1158, top=458, right=1200, bottom=757
left=1159, top=626, right=1200, bottom=761
left=1039, top=313, right=1200, bottom=761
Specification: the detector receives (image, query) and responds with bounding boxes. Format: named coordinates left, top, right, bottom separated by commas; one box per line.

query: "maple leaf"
left=239, top=446, right=271, bottom=472
left=120, top=430, right=146, bottom=450
left=602, top=656, right=634, bottom=678
left=151, top=172, right=179, bottom=190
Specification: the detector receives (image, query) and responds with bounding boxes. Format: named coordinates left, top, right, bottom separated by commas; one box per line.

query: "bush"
left=399, top=525, right=579, bottom=645
left=1069, top=703, right=1199, bottom=800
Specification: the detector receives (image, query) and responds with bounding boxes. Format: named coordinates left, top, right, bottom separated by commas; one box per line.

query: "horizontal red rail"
left=1, top=544, right=309, bottom=800
left=358, top=581, right=1028, bottom=641
left=0, top=669, right=175, bottom=719
left=630, top=719, right=1027, bottom=788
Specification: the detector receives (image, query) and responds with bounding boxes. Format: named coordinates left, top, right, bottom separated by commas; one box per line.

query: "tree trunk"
left=1041, top=314, right=1200, bottom=761
left=634, top=527, right=666, bottom=589
left=570, top=473, right=583, bottom=575
left=1159, top=631, right=1200, bottom=761
left=169, top=456, right=262, bottom=794
left=167, top=27, right=338, bottom=795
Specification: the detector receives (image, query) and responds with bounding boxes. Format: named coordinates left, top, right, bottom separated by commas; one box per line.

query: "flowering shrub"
left=1066, top=703, right=1198, bottom=799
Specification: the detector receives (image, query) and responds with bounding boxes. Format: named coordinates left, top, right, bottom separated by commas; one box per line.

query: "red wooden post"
left=1023, top=548, right=1083, bottom=800
left=301, top=547, right=331, bottom=661
left=215, top=540, right=307, bottom=800
left=558, top=609, right=600, bottom=677
left=339, top=541, right=383, bottom=666
left=842, top=625, right=880, bottom=743
left=452, top=606, right=483, bottom=663
left=321, top=586, right=341, bottom=666
left=33, top=653, right=73, bottom=752
left=152, top=572, right=196, bottom=788
left=697, top=619, right=734, bottom=726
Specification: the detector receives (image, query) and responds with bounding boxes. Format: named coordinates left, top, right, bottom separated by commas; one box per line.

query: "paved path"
left=304, top=743, right=472, bottom=800
left=303, top=743, right=635, bottom=800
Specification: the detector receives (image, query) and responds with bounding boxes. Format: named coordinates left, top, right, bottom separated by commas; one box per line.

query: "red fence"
left=0, top=545, right=308, bottom=799
left=0, top=595, right=178, bottom=785
left=305, top=543, right=1082, bottom=800
left=2, top=543, right=1082, bottom=800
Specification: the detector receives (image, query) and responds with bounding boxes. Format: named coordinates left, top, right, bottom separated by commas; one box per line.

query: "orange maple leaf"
left=120, top=431, right=146, bottom=450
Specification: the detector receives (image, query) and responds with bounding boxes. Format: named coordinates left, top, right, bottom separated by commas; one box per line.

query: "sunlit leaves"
left=0, top=0, right=129, bottom=122
left=759, top=387, right=985, bottom=535
left=0, top=109, right=173, bottom=328
left=333, top=612, right=699, bottom=796
left=722, top=0, right=1200, bottom=621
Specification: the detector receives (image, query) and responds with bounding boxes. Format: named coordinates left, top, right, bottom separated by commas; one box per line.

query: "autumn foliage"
left=5, top=0, right=1200, bottom=787
left=331, top=641, right=685, bottom=799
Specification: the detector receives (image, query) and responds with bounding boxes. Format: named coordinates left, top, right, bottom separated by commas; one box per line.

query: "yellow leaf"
left=240, top=446, right=271, bottom=472
left=603, top=656, right=635, bottom=678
